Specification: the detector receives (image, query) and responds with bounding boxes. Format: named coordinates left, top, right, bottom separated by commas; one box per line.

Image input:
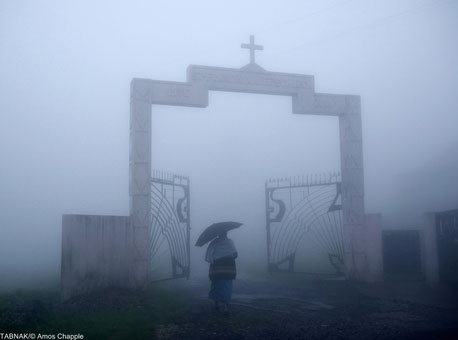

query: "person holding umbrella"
left=195, top=221, right=242, bottom=316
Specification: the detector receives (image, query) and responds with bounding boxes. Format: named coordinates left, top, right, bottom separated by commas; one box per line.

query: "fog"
left=1, top=0, right=457, bottom=290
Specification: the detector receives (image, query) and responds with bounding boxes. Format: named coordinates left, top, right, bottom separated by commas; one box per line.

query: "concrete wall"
left=373, top=212, right=440, bottom=283
left=61, top=214, right=132, bottom=301
left=422, top=213, right=439, bottom=284
left=363, top=213, right=383, bottom=282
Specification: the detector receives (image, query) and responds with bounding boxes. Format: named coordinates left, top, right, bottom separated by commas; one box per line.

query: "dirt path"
left=154, top=274, right=458, bottom=340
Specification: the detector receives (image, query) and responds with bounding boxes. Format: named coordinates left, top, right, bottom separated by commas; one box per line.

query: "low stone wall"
left=350, top=212, right=439, bottom=283
left=61, top=214, right=132, bottom=301
left=422, top=213, right=439, bottom=284
left=363, top=213, right=383, bottom=282
left=370, top=212, right=440, bottom=283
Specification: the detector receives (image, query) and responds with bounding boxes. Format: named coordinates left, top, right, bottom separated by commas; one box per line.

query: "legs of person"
left=209, top=280, right=218, bottom=310
left=210, top=279, right=233, bottom=315
left=222, top=280, right=232, bottom=315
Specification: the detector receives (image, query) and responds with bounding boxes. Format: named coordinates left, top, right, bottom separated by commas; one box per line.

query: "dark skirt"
left=209, top=279, right=233, bottom=303
left=209, top=256, right=236, bottom=280
left=208, top=257, right=236, bottom=304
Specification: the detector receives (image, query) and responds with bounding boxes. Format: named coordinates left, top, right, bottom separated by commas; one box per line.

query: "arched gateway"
left=61, top=37, right=382, bottom=300
left=130, top=36, right=367, bottom=286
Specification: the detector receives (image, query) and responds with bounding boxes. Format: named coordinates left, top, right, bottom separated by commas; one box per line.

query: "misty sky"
left=1, top=0, right=457, bottom=287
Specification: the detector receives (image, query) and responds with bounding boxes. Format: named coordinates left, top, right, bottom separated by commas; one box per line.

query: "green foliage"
left=0, top=287, right=188, bottom=339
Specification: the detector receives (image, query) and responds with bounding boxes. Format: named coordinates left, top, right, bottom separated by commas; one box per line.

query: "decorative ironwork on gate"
left=266, top=173, right=344, bottom=274
left=150, top=170, right=190, bottom=281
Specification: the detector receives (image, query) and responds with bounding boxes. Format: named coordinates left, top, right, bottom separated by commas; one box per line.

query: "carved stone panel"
left=151, top=81, right=208, bottom=107
left=342, top=223, right=367, bottom=255
left=129, top=162, right=150, bottom=195
left=342, top=195, right=365, bottom=225
left=133, top=225, right=150, bottom=260
left=188, top=65, right=314, bottom=96
left=130, top=131, right=151, bottom=163
left=351, top=224, right=368, bottom=253
left=341, top=168, right=364, bottom=197
left=130, top=101, right=152, bottom=131
left=131, top=195, right=150, bottom=227
left=340, top=114, right=362, bottom=142
left=341, top=140, right=364, bottom=169
left=131, top=78, right=154, bottom=103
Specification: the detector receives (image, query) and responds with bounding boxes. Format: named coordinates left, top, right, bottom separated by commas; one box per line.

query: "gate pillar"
left=294, top=93, right=370, bottom=280
left=339, top=96, right=366, bottom=280
left=129, top=79, right=153, bottom=287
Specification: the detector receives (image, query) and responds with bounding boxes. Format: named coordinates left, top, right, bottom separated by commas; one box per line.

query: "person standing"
left=205, top=232, right=238, bottom=315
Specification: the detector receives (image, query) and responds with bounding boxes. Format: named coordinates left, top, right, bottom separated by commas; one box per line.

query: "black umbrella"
left=195, top=221, right=243, bottom=247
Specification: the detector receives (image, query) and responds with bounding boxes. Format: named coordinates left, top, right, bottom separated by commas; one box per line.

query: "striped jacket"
left=209, top=256, right=237, bottom=280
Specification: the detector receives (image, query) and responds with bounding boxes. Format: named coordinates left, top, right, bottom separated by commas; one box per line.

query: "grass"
left=38, top=309, right=158, bottom=339
left=0, top=286, right=188, bottom=340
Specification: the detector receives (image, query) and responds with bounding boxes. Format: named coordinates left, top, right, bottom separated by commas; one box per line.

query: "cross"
left=241, top=35, right=263, bottom=64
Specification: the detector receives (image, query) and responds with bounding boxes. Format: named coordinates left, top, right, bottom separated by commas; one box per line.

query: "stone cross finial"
left=241, top=35, right=263, bottom=64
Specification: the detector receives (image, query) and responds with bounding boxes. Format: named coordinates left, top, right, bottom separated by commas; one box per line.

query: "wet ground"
left=2, top=274, right=458, bottom=339
left=155, top=273, right=458, bottom=340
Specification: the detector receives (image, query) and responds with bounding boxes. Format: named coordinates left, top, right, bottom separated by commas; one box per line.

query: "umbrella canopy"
left=195, top=221, right=242, bottom=247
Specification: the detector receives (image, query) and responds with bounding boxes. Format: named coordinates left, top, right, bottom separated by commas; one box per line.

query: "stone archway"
left=130, top=36, right=367, bottom=286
